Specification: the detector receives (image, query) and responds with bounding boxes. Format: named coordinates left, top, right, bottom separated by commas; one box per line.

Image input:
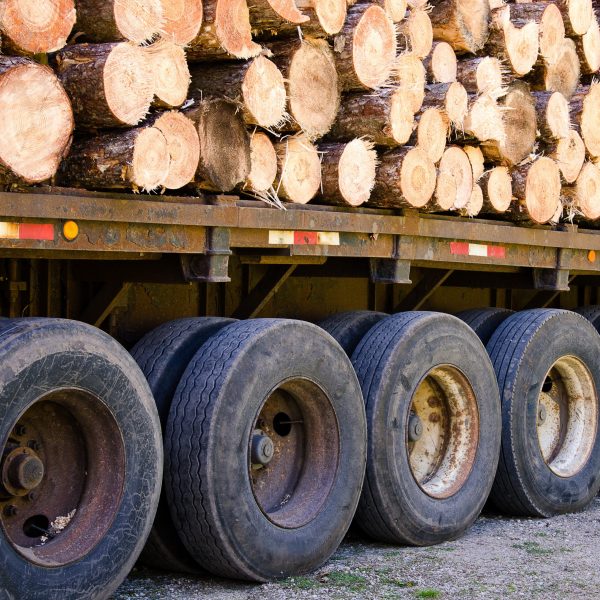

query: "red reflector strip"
left=450, top=242, right=505, bottom=259
left=294, top=231, right=318, bottom=245
left=18, top=224, right=54, bottom=241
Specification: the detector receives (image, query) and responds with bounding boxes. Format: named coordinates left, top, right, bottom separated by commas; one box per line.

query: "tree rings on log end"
left=579, top=83, right=600, bottom=159
left=242, top=56, right=287, bottom=129
left=131, top=127, right=171, bottom=190
left=337, top=139, right=377, bottom=206
left=539, top=3, right=565, bottom=63
left=428, top=42, right=457, bottom=84
left=400, top=147, right=437, bottom=208
left=571, top=162, right=600, bottom=220
left=113, top=0, right=164, bottom=44
left=482, top=166, right=513, bottom=213
left=543, top=38, right=580, bottom=100
left=247, top=131, right=277, bottom=193
left=267, top=0, right=309, bottom=24
left=417, top=108, right=448, bottom=163
left=551, top=130, right=585, bottom=184
left=564, top=0, right=593, bottom=36
left=161, top=0, right=203, bottom=45
left=436, top=146, right=472, bottom=210
left=464, top=145, right=484, bottom=182
left=311, top=0, right=347, bottom=34
left=399, top=9, right=433, bottom=59
left=519, top=157, right=562, bottom=224
left=216, top=0, right=262, bottom=59
left=579, top=16, right=600, bottom=74
left=145, top=40, right=190, bottom=108
left=382, top=0, right=407, bottom=24
left=275, top=134, right=321, bottom=204
left=394, top=53, right=426, bottom=112
left=462, top=183, right=483, bottom=217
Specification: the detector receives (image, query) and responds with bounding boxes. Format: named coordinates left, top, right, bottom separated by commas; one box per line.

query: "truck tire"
left=455, top=308, right=514, bottom=345
left=165, top=319, right=367, bottom=581
left=0, top=318, right=162, bottom=600
left=573, top=305, right=600, bottom=331
left=131, top=317, right=235, bottom=573
left=318, top=310, right=388, bottom=355
left=488, top=309, right=600, bottom=516
left=352, top=312, right=501, bottom=545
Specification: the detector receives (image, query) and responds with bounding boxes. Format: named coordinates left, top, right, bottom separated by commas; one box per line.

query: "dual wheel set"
left=0, top=308, right=600, bottom=597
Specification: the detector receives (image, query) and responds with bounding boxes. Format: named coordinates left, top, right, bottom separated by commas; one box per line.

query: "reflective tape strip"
left=269, top=231, right=340, bottom=246
left=450, top=241, right=505, bottom=258
left=0, top=222, right=54, bottom=241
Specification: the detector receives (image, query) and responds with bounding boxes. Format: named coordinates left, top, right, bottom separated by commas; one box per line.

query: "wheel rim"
left=249, top=378, right=340, bottom=529
left=407, top=366, right=479, bottom=499
left=536, top=356, right=598, bottom=477
left=0, top=388, right=125, bottom=566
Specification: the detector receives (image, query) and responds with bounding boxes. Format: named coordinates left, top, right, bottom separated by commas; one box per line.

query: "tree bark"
left=430, top=0, right=490, bottom=54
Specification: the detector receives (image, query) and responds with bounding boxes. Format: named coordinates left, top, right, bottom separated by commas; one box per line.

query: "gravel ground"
left=114, top=497, right=600, bottom=600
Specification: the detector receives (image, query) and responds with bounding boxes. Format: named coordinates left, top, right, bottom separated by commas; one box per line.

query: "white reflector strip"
left=0, top=222, right=20, bottom=239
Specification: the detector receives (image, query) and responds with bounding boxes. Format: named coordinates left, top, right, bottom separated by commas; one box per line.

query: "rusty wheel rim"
left=249, top=378, right=340, bottom=529
left=536, top=356, right=598, bottom=477
left=407, top=366, right=479, bottom=499
left=0, top=388, right=125, bottom=567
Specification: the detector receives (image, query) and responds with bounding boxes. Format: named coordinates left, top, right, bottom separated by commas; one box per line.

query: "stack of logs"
left=1, top=0, right=600, bottom=224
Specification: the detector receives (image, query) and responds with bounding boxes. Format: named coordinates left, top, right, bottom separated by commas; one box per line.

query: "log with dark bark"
left=160, top=0, right=204, bottom=45
left=0, top=57, right=74, bottom=184
left=327, top=88, right=414, bottom=146
left=333, top=4, right=397, bottom=90
left=318, top=139, right=377, bottom=206
left=55, top=43, right=154, bottom=129
left=531, top=37, right=580, bottom=99
left=397, top=9, right=433, bottom=59
left=456, top=56, right=504, bottom=95
left=186, top=99, right=251, bottom=192
left=575, top=14, right=600, bottom=74
left=75, top=0, right=163, bottom=44
left=533, top=90, right=570, bottom=141
left=547, top=129, right=585, bottom=184
left=369, top=146, right=437, bottom=208
left=557, top=0, right=592, bottom=37
left=434, top=146, right=473, bottom=211
left=571, top=83, right=600, bottom=159
left=189, top=56, right=287, bottom=128
left=274, top=134, right=321, bottom=204
left=0, top=0, right=76, bottom=54
left=245, top=130, right=278, bottom=194
left=430, top=0, right=490, bottom=54
left=480, top=166, right=513, bottom=213
left=423, top=42, right=457, bottom=84
left=562, top=161, right=600, bottom=220
left=58, top=126, right=170, bottom=191
left=144, top=40, right=190, bottom=109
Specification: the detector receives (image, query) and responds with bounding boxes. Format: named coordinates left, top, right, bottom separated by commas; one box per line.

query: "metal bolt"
left=251, top=431, right=275, bottom=466
left=408, top=414, right=424, bottom=442
left=538, top=405, right=547, bottom=424
left=3, top=504, right=17, bottom=517
left=27, top=491, right=36, bottom=502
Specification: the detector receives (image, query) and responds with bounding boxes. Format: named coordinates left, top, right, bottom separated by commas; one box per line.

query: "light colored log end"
left=131, top=127, right=171, bottom=190
left=276, top=134, right=321, bottom=203
left=145, top=39, right=190, bottom=108
left=247, top=131, right=278, bottom=193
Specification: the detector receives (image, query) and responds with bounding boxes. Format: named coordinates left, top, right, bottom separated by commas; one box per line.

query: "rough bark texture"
left=430, top=0, right=490, bottom=54
left=456, top=56, right=504, bottom=94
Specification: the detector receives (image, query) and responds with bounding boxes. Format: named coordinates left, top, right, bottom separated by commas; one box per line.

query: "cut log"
left=160, top=0, right=204, bottom=45
left=0, top=0, right=76, bottom=54
left=460, top=183, right=483, bottom=217
left=318, top=139, right=377, bottom=206
left=480, top=166, right=513, bottom=213
left=186, top=0, right=262, bottom=61
left=547, top=129, right=585, bottom=184
left=487, top=5, right=540, bottom=76
left=571, top=83, right=600, bottom=159
left=575, top=15, right=600, bottom=74
left=532, top=37, right=580, bottom=99
left=429, top=0, right=490, bottom=54
left=270, top=38, right=340, bottom=138
left=75, top=0, right=163, bottom=44
left=189, top=56, right=287, bottom=129
left=186, top=99, right=251, bottom=192
left=397, top=9, right=433, bottom=59
left=422, top=81, right=468, bottom=128
left=256, top=0, right=309, bottom=25
left=369, top=146, right=437, bottom=208
left=394, top=53, right=426, bottom=112
left=434, top=146, right=473, bottom=210
left=562, top=161, right=600, bottom=220
left=423, top=42, right=457, bottom=84
left=296, top=0, right=347, bottom=35
left=482, top=81, right=537, bottom=166
left=375, top=0, right=408, bottom=23
left=456, top=56, right=504, bottom=96
left=557, top=0, right=592, bottom=36
left=463, top=92, right=505, bottom=146
left=55, top=43, right=154, bottom=129
left=327, top=88, right=415, bottom=146
left=151, top=111, right=200, bottom=189
left=274, top=134, right=321, bottom=204
left=246, top=131, right=278, bottom=193
left=511, top=157, right=562, bottom=224
left=0, top=58, right=73, bottom=184
left=464, top=145, right=484, bottom=181
left=143, top=40, right=190, bottom=109
left=415, top=107, right=448, bottom=163
left=58, top=126, right=170, bottom=192
left=333, top=4, right=397, bottom=90
left=533, top=90, right=570, bottom=141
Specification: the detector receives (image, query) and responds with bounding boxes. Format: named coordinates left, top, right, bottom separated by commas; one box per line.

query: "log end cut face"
left=553, top=130, right=585, bottom=184
left=105, top=43, right=155, bottom=126
left=546, top=91, right=571, bottom=140
left=574, top=162, right=600, bottom=220
left=404, top=9, right=433, bottom=59
left=390, top=89, right=416, bottom=144
left=581, top=83, right=600, bottom=159
left=456, top=0, right=489, bottom=53
left=498, top=82, right=537, bottom=166
left=485, top=166, right=512, bottom=212
left=384, top=0, right=408, bottom=23
left=113, top=0, right=164, bottom=44
left=0, top=0, right=76, bottom=54
left=505, top=20, right=539, bottom=77
left=247, top=131, right=277, bottom=193
left=313, top=0, right=347, bottom=35
left=394, top=53, right=426, bottom=112
left=544, top=38, right=580, bottom=100
left=400, top=146, right=436, bottom=208
left=337, top=139, right=377, bottom=206
left=242, top=56, right=287, bottom=129
left=431, top=42, right=457, bottom=84
left=417, top=108, right=448, bottom=164
left=539, top=3, right=565, bottom=62
left=131, top=127, right=171, bottom=190
left=267, top=0, right=309, bottom=24
left=476, top=56, right=503, bottom=96
left=215, top=0, right=262, bottom=59
left=436, top=146, right=473, bottom=210
left=464, top=183, right=483, bottom=217
left=581, top=16, right=600, bottom=74
left=568, top=0, right=593, bottom=36
left=445, top=81, right=468, bottom=127
left=523, top=157, right=562, bottom=224
left=153, top=111, right=200, bottom=189
left=162, top=0, right=204, bottom=45
left=0, top=62, right=74, bottom=183
left=145, top=40, right=190, bottom=108
left=277, top=135, right=321, bottom=204
left=464, top=145, right=484, bottom=182
left=288, top=40, right=340, bottom=139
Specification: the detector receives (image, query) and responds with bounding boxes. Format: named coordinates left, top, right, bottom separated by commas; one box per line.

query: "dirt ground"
left=114, top=497, right=600, bottom=600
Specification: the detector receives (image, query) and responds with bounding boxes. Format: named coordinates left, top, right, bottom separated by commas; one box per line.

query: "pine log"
left=430, top=0, right=490, bottom=54
left=531, top=37, right=580, bottom=99
left=570, top=84, right=600, bottom=159
left=375, top=0, right=408, bottom=23
left=58, top=126, right=170, bottom=191
left=318, top=139, right=377, bottom=206
left=144, top=40, right=190, bottom=109
left=464, top=145, right=484, bottom=181
left=75, top=0, right=163, bottom=44
left=415, top=107, right=448, bottom=163
left=463, top=92, right=505, bottom=147
left=394, top=53, right=427, bottom=113
left=333, top=4, right=397, bottom=91
left=0, top=0, right=76, bottom=54
left=160, top=0, right=204, bottom=45
left=407, top=0, right=427, bottom=7
left=510, top=157, right=562, bottom=224
left=189, top=56, right=287, bottom=129
left=533, top=90, right=570, bottom=141
left=434, top=146, right=473, bottom=210
left=423, top=81, right=468, bottom=128
left=456, top=56, right=504, bottom=95
left=547, top=129, right=585, bottom=184
left=269, top=38, right=340, bottom=138
left=274, top=134, right=321, bottom=204
left=254, top=0, right=310, bottom=26
left=397, top=9, right=433, bottom=59
left=55, top=43, right=154, bottom=129
left=575, top=15, right=600, bottom=74
left=150, top=111, right=200, bottom=189
left=0, top=58, right=74, bottom=184
left=327, top=88, right=415, bottom=146
left=480, top=166, right=513, bottom=213
left=245, top=131, right=278, bottom=193
left=487, top=5, right=540, bottom=77
left=423, top=42, right=457, bottom=84
left=557, top=0, right=592, bottom=36
left=460, top=183, right=483, bottom=217
left=296, top=0, right=347, bottom=35
left=482, top=81, right=537, bottom=167
left=369, top=146, right=437, bottom=208
left=186, top=0, right=262, bottom=61
left=186, top=99, right=251, bottom=192
left=562, top=161, right=600, bottom=220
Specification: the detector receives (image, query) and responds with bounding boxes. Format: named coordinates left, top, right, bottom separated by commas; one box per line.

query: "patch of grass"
left=283, top=576, right=319, bottom=590
left=381, top=577, right=417, bottom=588
left=415, top=589, right=441, bottom=598
left=512, top=541, right=553, bottom=556
left=439, top=545, right=457, bottom=552
left=320, top=571, right=368, bottom=591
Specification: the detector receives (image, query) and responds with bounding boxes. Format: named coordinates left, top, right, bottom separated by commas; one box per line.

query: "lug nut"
left=251, top=431, right=275, bottom=466
left=27, top=491, right=37, bottom=502
left=408, top=414, right=424, bottom=442
left=538, top=405, right=547, bottom=424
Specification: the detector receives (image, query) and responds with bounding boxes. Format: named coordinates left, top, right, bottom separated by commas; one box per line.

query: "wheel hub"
left=251, top=430, right=274, bottom=466
left=1, top=447, right=45, bottom=498
left=408, top=414, right=423, bottom=442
